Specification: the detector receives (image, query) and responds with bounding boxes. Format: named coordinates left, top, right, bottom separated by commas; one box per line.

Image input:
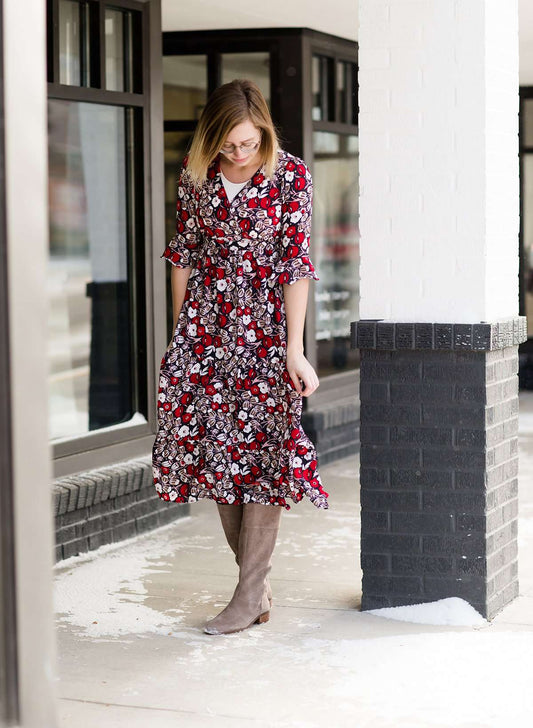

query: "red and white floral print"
left=151, top=148, right=329, bottom=510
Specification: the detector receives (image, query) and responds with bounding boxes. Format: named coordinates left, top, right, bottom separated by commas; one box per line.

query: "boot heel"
left=255, top=611, right=270, bottom=624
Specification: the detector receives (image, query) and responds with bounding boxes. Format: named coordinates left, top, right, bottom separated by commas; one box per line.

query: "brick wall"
left=358, top=345, right=519, bottom=618
left=54, top=455, right=190, bottom=561
left=302, top=395, right=359, bottom=466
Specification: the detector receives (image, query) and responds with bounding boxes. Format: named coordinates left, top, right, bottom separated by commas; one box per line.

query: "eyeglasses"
left=219, top=139, right=261, bottom=155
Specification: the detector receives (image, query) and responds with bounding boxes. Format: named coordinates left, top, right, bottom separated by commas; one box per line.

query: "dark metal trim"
left=96, top=0, right=106, bottom=88
left=351, top=318, right=528, bottom=352
left=519, top=86, right=533, bottom=353
left=312, top=119, right=359, bottom=135
left=130, top=7, right=143, bottom=93
left=79, top=1, right=89, bottom=86
left=47, top=81, right=145, bottom=105
left=47, top=0, right=59, bottom=83
left=88, top=0, right=101, bottom=88
left=164, top=119, right=200, bottom=132
left=207, top=51, right=221, bottom=95
left=49, top=0, right=153, bottom=462
left=105, top=0, right=145, bottom=11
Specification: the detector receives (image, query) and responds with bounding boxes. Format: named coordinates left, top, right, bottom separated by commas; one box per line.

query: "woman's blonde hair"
left=184, top=79, right=280, bottom=188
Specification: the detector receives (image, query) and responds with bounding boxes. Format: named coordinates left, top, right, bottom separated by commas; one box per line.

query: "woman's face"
left=220, top=119, right=262, bottom=167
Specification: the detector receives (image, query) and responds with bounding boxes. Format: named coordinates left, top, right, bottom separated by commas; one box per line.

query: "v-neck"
left=214, top=154, right=266, bottom=208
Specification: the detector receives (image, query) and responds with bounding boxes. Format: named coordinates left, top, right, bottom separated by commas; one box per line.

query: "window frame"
left=519, top=86, right=533, bottom=354
left=47, top=0, right=164, bottom=477
left=303, top=33, right=358, bottom=382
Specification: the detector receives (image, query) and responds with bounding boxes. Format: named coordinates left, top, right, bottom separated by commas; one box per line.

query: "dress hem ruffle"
left=152, top=468, right=330, bottom=512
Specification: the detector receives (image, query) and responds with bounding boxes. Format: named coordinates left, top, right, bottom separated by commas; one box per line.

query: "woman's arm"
left=170, top=266, right=193, bottom=337
left=283, top=278, right=308, bottom=354
left=283, top=278, right=319, bottom=397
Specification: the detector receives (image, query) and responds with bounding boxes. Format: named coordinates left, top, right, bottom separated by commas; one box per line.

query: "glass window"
left=164, top=131, right=195, bottom=241
left=337, top=61, right=347, bottom=123
left=350, top=63, right=358, bottom=126
left=337, top=60, right=357, bottom=124
left=312, top=55, right=322, bottom=121
left=312, top=131, right=360, bottom=376
left=523, top=153, right=533, bottom=339
left=59, top=0, right=90, bottom=86
left=163, top=55, right=208, bottom=120
left=48, top=99, right=140, bottom=439
left=105, top=7, right=134, bottom=92
left=312, top=54, right=333, bottom=122
left=524, top=99, right=533, bottom=149
left=221, top=53, right=270, bottom=108
left=163, top=130, right=195, bottom=335
left=105, top=8, right=124, bottom=91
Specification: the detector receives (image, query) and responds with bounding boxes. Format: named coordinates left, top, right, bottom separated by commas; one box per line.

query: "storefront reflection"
left=48, top=100, right=135, bottom=439
left=313, top=132, right=360, bottom=376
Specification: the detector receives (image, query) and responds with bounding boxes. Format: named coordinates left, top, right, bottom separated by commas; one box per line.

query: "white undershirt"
left=220, top=169, right=249, bottom=202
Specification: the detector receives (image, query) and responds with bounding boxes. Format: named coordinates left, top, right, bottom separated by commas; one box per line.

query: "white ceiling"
left=161, top=0, right=357, bottom=42
left=162, top=0, right=533, bottom=85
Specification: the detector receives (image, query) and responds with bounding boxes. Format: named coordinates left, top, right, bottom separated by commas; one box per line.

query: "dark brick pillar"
left=351, top=318, right=527, bottom=619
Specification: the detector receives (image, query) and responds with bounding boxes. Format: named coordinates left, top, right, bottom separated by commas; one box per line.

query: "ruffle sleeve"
left=275, top=157, right=320, bottom=285
left=161, top=155, right=201, bottom=268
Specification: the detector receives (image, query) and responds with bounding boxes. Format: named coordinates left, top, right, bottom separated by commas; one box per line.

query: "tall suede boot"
left=216, top=503, right=273, bottom=606
left=205, top=503, right=282, bottom=635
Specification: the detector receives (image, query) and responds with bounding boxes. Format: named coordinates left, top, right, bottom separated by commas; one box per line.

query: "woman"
left=152, top=79, right=329, bottom=636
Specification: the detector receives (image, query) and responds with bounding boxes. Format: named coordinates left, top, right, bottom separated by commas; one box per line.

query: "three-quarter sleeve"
left=161, top=156, right=201, bottom=268
left=276, top=158, right=320, bottom=286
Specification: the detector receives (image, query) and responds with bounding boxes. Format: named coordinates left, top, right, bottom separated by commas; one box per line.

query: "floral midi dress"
left=151, top=148, right=329, bottom=510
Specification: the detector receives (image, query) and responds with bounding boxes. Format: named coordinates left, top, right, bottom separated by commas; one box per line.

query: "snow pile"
left=166, top=625, right=533, bottom=727
left=53, top=519, right=205, bottom=641
left=367, top=596, right=486, bottom=626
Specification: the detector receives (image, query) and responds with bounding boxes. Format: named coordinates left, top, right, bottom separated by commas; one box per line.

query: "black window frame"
left=519, top=86, right=533, bottom=376
left=47, top=0, right=158, bottom=472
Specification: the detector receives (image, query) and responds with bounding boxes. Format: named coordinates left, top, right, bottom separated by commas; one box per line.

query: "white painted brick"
left=389, top=0, right=428, bottom=33
left=419, top=172, right=456, bottom=216
left=358, top=86, right=390, bottom=113
left=454, top=0, right=485, bottom=38
left=362, top=109, right=422, bottom=135
left=359, top=48, right=391, bottom=70
left=365, top=23, right=424, bottom=49
left=359, top=172, right=391, bottom=199
left=358, top=66, right=423, bottom=94
left=358, top=0, right=519, bottom=321
left=389, top=46, right=429, bottom=70
left=358, top=1, right=390, bottom=34
left=389, top=85, right=428, bottom=112
left=455, top=82, right=485, bottom=116
left=358, top=130, right=390, bottom=157
left=419, top=84, right=456, bottom=116
left=420, top=64, right=457, bottom=98
left=358, top=214, right=393, bottom=243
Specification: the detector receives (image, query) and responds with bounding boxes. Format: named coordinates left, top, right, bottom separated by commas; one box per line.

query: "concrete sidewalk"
left=53, top=395, right=533, bottom=728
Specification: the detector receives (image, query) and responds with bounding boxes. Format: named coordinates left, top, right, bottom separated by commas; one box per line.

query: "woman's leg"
left=216, top=502, right=273, bottom=605
left=205, top=503, right=282, bottom=635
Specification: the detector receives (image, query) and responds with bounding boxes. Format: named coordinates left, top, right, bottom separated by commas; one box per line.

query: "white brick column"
left=358, top=0, right=519, bottom=322
left=353, top=0, right=526, bottom=619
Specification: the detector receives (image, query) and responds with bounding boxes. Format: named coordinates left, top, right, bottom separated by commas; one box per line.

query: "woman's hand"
left=286, top=347, right=319, bottom=397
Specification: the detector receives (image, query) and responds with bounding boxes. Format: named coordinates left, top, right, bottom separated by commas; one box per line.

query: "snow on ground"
left=53, top=427, right=533, bottom=727
left=165, top=627, right=533, bottom=728
left=367, top=596, right=486, bottom=626
left=54, top=526, right=533, bottom=727
left=53, top=518, right=199, bottom=640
